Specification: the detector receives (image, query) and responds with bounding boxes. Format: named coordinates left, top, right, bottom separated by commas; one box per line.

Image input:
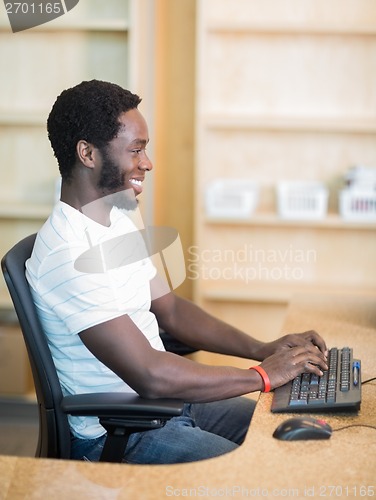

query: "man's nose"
left=139, top=152, right=153, bottom=171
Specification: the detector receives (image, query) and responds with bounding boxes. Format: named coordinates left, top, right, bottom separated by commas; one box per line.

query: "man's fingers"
left=280, top=331, right=327, bottom=356
left=305, top=330, right=328, bottom=355
left=290, top=346, right=328, bottom=372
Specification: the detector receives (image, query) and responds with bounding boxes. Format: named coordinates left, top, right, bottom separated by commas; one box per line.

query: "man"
left=26, top=80, right=328, bottom=463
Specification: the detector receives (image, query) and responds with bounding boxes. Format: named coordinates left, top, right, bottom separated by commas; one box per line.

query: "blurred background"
left=0, top=0, right=375, bottom=456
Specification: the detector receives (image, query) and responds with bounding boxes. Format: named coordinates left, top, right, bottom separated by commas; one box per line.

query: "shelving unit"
left=194, top=0, right=376, bottom=358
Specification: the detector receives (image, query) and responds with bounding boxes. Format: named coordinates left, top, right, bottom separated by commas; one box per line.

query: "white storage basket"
left=205, top=179, right=259, bottom=219
left=277, top=181, right=328, bottom=220
left=339, top=189, right=376, bottom=221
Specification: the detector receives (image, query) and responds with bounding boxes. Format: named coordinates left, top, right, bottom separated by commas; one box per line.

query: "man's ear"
left=76, top=140, right=97, bottom=168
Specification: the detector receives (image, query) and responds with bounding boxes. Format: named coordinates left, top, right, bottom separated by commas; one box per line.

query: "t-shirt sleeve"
left=33, top=242, right=157, bottom=335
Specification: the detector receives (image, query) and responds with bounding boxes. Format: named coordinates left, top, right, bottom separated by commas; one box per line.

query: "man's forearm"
left=156, top=295, right=266, bottom=361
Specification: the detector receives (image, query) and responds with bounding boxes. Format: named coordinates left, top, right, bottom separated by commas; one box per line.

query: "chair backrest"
left=1, top=234, right=71, bottom=459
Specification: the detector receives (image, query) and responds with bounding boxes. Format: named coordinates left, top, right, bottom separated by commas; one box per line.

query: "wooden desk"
left=1, top=294, right=375, bottom=499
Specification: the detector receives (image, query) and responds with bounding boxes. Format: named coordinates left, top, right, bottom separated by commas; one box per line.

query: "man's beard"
left=97, top=146, right=138, bottom=211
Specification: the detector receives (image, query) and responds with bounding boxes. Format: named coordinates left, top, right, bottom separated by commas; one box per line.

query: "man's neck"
left=60, top=180, right=112, bottom=227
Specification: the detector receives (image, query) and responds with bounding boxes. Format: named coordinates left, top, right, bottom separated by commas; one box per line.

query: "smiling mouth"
left=130, top=179, right=143, bottom=187
left=129, top=178, right=144, bottom=194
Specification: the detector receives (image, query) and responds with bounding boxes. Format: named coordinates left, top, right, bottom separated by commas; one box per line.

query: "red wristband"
left=249, top=365, right=271, bottom=393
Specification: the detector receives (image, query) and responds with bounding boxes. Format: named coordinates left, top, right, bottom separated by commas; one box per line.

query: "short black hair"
left=47, top=80, right=142, bottom=181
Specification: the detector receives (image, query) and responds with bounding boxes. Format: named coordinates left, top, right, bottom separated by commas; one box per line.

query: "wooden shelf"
left=36, top=19, right=129, bottom=32
left=0, top=112, right=47, bottom=126
left=205, top=213, right=376, bottom=230
left=0, top=19, right=129, bottom=33
left=201, top=283, right=376, bottom=305
left=203, top=115, right=376, bottom=134
left=207, top=23, right=376, bottom=37
left=0, top=203, right=52, bottom=220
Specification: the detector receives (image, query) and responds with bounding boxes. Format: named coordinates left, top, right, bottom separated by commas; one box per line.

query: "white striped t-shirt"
left=26, top=201, right=164, bottom=439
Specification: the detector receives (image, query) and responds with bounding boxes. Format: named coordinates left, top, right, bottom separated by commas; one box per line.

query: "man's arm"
left=79, top=289, right=328, bottom=402
left=151, top=290, right=265, bottom=360
left=150, top=281, right=327, bottom=362
left=79, top=313, right=266, bottom=402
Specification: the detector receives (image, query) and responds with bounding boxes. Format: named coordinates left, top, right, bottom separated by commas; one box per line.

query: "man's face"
left=97, top=108, right=152, bottom=208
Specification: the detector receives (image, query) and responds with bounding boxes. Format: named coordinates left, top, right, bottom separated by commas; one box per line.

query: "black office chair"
left=1, top=233, right=184, bottom=463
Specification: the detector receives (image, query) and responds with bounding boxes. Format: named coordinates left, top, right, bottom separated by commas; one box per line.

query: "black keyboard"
left=271, top=347, right=361, bottom=413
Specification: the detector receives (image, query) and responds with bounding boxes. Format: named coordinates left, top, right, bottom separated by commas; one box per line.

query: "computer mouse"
left=273, top=417, right=332, bottom=441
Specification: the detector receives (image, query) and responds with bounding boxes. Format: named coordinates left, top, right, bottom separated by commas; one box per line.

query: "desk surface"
left=1, top=293, right=376, bottom=499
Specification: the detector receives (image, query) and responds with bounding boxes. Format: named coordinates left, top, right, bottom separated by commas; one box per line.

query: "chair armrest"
left=61, top=392, right=184, bottom=420
left=62, top=393, right=185, bottom=462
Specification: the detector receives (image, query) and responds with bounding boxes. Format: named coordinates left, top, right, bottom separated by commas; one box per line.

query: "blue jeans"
left=70, top=396, right=255, bottom=464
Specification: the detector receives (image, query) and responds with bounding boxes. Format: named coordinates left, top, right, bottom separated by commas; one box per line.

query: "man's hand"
left=259, top=343, right=328, bottom=390
left=254, top=330, right=328, bottom=361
